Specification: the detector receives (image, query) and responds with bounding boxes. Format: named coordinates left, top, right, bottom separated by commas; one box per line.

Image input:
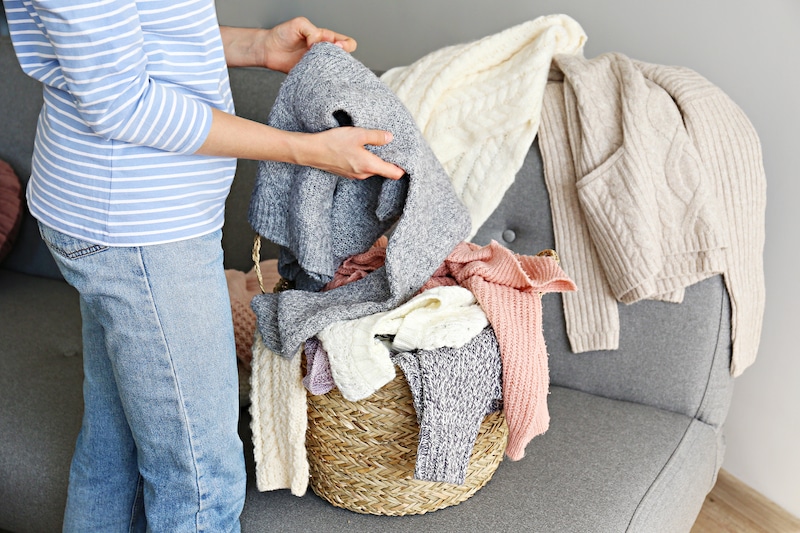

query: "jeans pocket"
left=38, top=222, right=109, bottom=260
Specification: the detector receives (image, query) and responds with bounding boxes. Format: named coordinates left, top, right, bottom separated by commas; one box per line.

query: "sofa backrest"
left=1, top=36, right=733, bottom=427
left=0, top=36, right=62, bottom=279
left=471, top=142, right=733, bottom=429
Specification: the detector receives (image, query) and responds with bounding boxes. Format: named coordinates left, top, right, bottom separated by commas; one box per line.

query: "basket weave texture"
left=305, top=364, right=508, bottom=516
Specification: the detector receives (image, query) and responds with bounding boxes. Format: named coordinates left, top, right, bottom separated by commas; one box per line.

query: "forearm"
left=196, top=108, right=405, bottom=181
left=196, top=108, right=300, bottom=162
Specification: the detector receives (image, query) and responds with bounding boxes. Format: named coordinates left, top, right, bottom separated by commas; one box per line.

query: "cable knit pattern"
left=248, top=334, right=309, bottom=496
left=380, top=14, right=586, bottom=237
left=554, top=53, right=727, bottom=303
left=392, top=326, right=502, bottom=485
left=249, top=42, right=471, bottom=358
left=422, top=241, right=577, bottom=460
left=316, top=285, right=489, bottom=401
left=538, top=54, right=766, bottom=375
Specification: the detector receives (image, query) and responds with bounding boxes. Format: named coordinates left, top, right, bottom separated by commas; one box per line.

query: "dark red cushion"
left=0, top=159, right=23, bottom=262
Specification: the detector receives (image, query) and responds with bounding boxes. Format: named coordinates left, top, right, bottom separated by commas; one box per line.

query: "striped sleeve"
left=7, top=0, right=214, bottom=154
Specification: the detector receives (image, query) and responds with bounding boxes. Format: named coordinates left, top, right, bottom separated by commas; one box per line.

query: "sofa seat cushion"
left=1, top=268, right=721, bottom=533
left=239, top=386, right=720, bottom=533
left=0, top=270, right=83, bottom=533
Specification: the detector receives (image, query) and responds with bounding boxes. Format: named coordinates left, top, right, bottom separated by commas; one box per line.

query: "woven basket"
left=305, top=364, right=508, bottom=516
left=251, top=235, right=509, bottom=515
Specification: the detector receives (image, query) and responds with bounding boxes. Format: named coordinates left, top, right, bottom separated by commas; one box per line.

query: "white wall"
left=216, top=0, right=800, bottom=517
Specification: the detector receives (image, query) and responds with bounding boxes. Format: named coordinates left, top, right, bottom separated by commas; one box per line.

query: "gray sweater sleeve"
left=393, top=326, right=503, bottom=485
left=248, top=42, right=471, bottom=358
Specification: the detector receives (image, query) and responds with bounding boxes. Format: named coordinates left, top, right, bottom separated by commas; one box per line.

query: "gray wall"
left=217, top=0, right=800, bottom=517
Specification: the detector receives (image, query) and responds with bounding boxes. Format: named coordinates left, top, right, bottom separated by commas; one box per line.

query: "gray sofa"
left=0, top=35, right=734, bottom=532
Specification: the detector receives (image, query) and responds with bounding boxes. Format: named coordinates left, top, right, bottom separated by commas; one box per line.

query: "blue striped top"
left=4, top=0, right=236, bottom=246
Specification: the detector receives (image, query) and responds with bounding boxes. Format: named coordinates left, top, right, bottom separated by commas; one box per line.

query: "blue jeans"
left=39, top=223, right=246, bottom=533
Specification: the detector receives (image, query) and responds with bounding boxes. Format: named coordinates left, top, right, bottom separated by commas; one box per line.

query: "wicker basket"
left=252, top=236, right=509, bottom=515
left=305, top=364, right=508, bottom=516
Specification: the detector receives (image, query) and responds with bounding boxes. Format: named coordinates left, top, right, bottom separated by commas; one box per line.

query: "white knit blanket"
left=381, top=14, right=587, bottom=237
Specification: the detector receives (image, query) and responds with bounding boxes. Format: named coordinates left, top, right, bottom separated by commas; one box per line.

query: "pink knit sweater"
left=423, top=241, right=576, bottom=460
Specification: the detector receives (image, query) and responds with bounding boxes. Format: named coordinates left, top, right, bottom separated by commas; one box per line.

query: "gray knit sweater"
left=248, top=43, right=471, bottom=358
left=392, top=326, right=503, bottom=485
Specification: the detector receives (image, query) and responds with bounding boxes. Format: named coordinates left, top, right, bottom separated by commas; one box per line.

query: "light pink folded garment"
left=226, top=259, right=282, bottom=369
left=422, top=241, right=577, bottom=461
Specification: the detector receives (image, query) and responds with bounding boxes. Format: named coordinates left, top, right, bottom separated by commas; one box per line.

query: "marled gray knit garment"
left=249, top=42, right=471, bottom=358
left=392, top=326, right=503, bottom=485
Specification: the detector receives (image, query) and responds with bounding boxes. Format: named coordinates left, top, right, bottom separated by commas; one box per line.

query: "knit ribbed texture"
left=380, top=14, right=586, bottom=237
left=635, top=61, right=766, bottom=376
left=248, top=334, right=309, bottom=496
left=225, top=259, right=281, bottom=368
left=422, top=241, right=577, bottom=460
left=392, top=326, right=502, bottom=485
left=556, top=53, right=727, bottom=303
left=316, top=285, right=489, bottom=401
left=322, top=236, right=388, bottom=291
left=538, top=54, right=766, bottom=375
left=248, top=42, right=471, bottom=358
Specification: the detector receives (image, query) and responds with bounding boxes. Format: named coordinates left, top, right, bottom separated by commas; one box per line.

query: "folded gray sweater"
left=392, top=326, right=503, bottom=485
left=249, top=43, right=471, bottom=358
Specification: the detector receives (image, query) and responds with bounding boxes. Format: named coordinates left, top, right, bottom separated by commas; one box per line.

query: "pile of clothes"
left=236, top=9, right=766, bottom=499
left=240, top=29, right=582, bottom=496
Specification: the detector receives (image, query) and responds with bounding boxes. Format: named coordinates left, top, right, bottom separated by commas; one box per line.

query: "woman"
left=3, top=1, right=403, bottom=530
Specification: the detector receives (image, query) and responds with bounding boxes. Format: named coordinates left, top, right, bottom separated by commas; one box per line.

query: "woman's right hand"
left=298, top=127, right=406, bottom=181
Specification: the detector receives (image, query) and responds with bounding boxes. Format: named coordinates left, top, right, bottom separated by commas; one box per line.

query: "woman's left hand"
left=262, top=17, right=357, bottom=73
left=220, top=18, right=356, bottom=73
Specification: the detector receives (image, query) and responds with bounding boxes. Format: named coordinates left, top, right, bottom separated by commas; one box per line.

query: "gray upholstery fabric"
left=222, top=67, right=285, bottom=273
left=238, top=387, right=719, bottom=533
left=0, top=271, right=83, bottom=533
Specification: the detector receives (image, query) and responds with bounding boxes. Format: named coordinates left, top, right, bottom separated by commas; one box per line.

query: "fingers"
left=292, top=17, right=357, bottom=52
left=362, top=129, right=394, bottom=147
left=310, top=27, right=357, bottom=52
left=368, top=157, right=406, bottom=181
left=348, top=128, right=401, bottom=180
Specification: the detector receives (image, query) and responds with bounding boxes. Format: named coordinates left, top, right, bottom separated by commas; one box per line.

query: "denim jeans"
left=39, top=223, right=246, bottom=533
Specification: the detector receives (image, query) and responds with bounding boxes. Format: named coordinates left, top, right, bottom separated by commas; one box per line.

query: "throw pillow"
left=0, top=159, right=23, bottom=262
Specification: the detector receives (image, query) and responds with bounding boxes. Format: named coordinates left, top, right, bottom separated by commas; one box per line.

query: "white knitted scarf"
left=381, top=14, right=587, bottom=238
left=249, top=334, right=309, bottom=496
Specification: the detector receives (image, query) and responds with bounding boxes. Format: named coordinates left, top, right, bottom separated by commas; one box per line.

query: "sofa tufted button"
left=502, top=229, right=517, bottom=243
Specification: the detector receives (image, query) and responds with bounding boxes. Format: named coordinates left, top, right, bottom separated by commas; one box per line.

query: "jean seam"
left=128, top=475, right=143, bottom=533
left=137, top=246, right=205, bottom=532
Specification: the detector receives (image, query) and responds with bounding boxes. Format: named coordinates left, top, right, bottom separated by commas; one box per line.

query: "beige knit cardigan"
left=538, top=53, right=766, bottom=376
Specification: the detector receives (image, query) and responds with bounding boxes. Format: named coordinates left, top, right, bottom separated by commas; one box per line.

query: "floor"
left=691, top=469, right=800, bottom=533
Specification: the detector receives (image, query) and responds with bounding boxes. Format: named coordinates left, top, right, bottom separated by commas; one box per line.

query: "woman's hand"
left=220, top=18, right=356, bottom=73
left=197, top=109, right=405, bottom=181
left=262, top=17, right=357, bottom=73
left=298, top=127, right=406, bottom=180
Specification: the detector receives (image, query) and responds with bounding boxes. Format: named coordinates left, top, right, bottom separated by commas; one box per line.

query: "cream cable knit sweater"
left=380, top=14, right=587, bottom=238
left=538, top=54, right=766, bottom=375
